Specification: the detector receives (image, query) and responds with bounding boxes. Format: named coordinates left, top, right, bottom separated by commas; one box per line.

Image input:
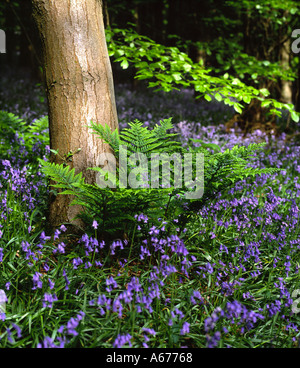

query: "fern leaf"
left=38, top=160, right=85, bottom=190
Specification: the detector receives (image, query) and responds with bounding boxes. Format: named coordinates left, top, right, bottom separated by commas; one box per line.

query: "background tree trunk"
left=32, top=0, right=118, bottom=231
left=4, top=2, right=17, bottom=65
left=279, top=38, right=292, bottom=104
left=296, top=62, right=300, bottom=113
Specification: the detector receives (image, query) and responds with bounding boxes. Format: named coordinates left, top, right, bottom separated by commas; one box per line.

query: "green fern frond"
left=0, top=110, right=26, bottom=132
left=38, top=160, right=85, bottom=190
left=89, top=121, right=120, bottom=153
left=89, top=118, right=181, bottom=159
left=185, top=141, right=280, bottom=214
left=120, top=120, right=157, bottom=154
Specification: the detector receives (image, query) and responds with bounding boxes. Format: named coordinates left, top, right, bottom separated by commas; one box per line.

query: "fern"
left=89, top=121, right=120, bottom=154
left=38, top=157, right=170, bottom=237
left=0, top=111, right=49, bottom=172
left=38, top=160, right=85, bottom=190
left=187, top=141, right=280, bottom=212
left=89, top=118, right=181, bottom=158
left=0, top=111, right=27, bottom=160
left=0, top=110, right=27, bottom=133
left=40, top=119, right=280, bottom=236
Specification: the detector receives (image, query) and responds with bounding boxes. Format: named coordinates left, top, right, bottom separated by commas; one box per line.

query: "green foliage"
left=0, top=111, right=49, bottom=169
left=39, top=119, right=183, bottom=236
left=0, top=111, right=27, bottom=154
left=38, top=160, right=85, bottom=190
left=70, top=184, right=170, bottom=238
left=0, top=112, right=49, bottom=239
left=106, top=27, right=300, bottom=122
left=89, top=121, right=120, bottom=154
left=39, top=119, right=280, bottom=238
left=187, top=140, right=280, bottom=213
left=225, top=0, right=299, bottom=19
left=188, top=37, right=297, bottom=84
left=89, top=117, right=181, bottom=157
left=39, top=159, right=171, bottom=238
left=222, top=0, right=299, bottom=84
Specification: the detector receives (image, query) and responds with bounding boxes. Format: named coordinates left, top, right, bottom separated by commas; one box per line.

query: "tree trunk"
left=19, top=0, right=33, bottom=69
left=279, top=38, right=292, bottom=104
left=296, top=62, right=300, bottom=113
left=4, top=2, right=17, bottom=65
left=32, top=0, right=118, bottom=231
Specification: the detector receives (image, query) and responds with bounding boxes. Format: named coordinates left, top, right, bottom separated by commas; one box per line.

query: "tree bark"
left=32, top=0, right=118, bottom=231
left=4, top=2, right=17, bottom=65
left=296, top=62, right=300, bottom=113
left=279, top=38, right=292, bottom=104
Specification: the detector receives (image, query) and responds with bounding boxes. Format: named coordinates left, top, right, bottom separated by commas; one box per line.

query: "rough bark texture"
left=32, top=0, right=118, bottom=230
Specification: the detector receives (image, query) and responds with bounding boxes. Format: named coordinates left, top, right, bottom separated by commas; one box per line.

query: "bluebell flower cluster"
left=113, top=333, right=132, bottom=348
left=204, top=301, right=265, bottom=347
left=37, top=311, right=85, bottom=347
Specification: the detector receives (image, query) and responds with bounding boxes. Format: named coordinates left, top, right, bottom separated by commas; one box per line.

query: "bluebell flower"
left=180, top=322, right=190, bottom=335
left=142, top=327, right=156, bottom=336
left=206, top=331, right=221, bottom=348
left=63, top=268, right=70, bottom=290
left=113, top=333, right=132, bottom=348
left=48, top=278, right=55, bottom=290
left=54, top=229, right=61, bottom=240
left=60, top=224, right=67, bottom=232
left=106, top=276, right=119, bottom=292
left=32, top=272, right=43, bottom=290
left=12, top=323, right=22, bottom=338
left=42, top=293, right=58, bottom=308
